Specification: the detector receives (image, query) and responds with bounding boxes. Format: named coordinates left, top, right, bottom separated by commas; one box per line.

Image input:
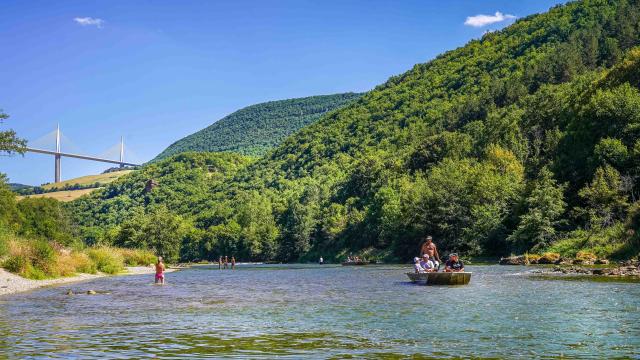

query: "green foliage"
left=118, top=248, right=156, bottom=266
left=508, top=168, right=567, bottom=252
left=594, top=138, right=629, bottom=168
left=115, top=206, right=186, bottom=263
left=578, top=165, right=629, bottom=230
left=3, top=254, right=28, bottom=274
left=17, top=197, right=76, bottom=246
left=87, top=247, right=124, bottom=274
left=0, top=236, right=7, bottom=258
left=153, top=93, right=362, bottom=160
left=69, top=0, right=640, bottom=262
left=0, top=109, right=27, bottom=155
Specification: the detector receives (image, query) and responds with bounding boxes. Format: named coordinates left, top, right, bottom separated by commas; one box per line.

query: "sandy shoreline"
left=0, top=266, right=178, bottom=297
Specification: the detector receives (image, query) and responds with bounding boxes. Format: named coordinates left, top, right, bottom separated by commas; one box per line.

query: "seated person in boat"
left=420, top=254, right=436, bottom=272
left=444, top=253, right=464, bottom=272
left=413, top=257, right=426, bottom=273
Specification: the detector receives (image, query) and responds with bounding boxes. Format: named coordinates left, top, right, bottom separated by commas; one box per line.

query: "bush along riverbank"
left=0, top=234, right=157, bottom=280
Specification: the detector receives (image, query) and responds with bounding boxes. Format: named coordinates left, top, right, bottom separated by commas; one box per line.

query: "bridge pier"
left=55, top=154, right=61, bottom=183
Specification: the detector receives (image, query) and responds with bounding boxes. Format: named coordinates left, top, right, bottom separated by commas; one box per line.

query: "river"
left=0, top=264, right=638, bottom=359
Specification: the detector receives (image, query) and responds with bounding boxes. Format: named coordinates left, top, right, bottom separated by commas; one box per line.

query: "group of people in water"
left=218, top=256, right=236, bottom=270
left=414, top=235, right=465, bottom=273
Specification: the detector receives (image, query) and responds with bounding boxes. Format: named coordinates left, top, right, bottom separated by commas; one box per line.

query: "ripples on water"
left=0, top=265, right=638, bottom=359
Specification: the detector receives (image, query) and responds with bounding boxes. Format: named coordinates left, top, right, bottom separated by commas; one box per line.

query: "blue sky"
left=0, top=0, right=566, bottom=185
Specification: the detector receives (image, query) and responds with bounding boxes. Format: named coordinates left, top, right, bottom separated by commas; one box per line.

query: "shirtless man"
left=420, top=236, right=441, bottom=267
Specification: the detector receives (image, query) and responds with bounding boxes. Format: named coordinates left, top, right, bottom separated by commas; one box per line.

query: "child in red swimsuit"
left=155, top=257, right=165, bottom=284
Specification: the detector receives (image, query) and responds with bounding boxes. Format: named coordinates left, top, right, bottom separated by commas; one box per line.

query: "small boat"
left=341, top=261, right=370, bottom=266
left=406, top=271, right=472, bottom=285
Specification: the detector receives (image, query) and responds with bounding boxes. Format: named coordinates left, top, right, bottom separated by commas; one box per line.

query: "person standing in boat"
left=444, top=253, right=464, bottom=272
left=420, top=236, right=441, bottom=268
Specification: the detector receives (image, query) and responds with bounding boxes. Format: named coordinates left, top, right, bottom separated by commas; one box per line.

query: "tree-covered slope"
left=153, top=93, right=362, bottom=160
left=71, top=0, right=640, bottom=263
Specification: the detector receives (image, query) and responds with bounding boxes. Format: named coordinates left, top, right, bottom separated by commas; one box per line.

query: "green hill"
left=153, top=93, right=362, bottom=160
left=71, top=0, right=640, bottom=263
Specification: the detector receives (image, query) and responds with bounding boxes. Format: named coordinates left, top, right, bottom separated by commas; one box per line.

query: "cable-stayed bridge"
left=25, top=125, right=141, bottom=183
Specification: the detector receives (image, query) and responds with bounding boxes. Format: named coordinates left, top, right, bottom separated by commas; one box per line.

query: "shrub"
left=23, top=264, right=47, bottom=280
left=575, top=251, right=597, bottom=262
left=29, top=240, right=56, bottom=274
left=87, top=247, right=124, bottom=274
left=70, top=252, right=97, bottom=274
left=3, top=254, right=28, bottom=274
left=118, top=248, right=156, bottom=266
left=525, top=253, right=541, bottom=264
left=538, top=252, right=561, bottom=264
left=0, top=236, right=8, bottom=259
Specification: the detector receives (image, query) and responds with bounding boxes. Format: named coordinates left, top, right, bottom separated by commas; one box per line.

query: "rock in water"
left=87, top=290, right=97, bottom=295
left=66, top=289, right=73, bottom=295
left=499, top=256, right=527, bottom=265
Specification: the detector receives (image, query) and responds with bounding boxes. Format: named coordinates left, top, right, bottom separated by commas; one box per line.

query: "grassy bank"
left=0, top=234, right=156, bottom=280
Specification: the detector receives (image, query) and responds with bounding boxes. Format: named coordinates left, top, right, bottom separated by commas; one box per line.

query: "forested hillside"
left=153, top=93, right=362, bottom=160
left=71, top=0, right=640, bottom=263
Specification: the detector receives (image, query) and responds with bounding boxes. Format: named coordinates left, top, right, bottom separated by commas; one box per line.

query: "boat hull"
left=406, top=272, right=471, bottom=285
left=341, top=261, right=370, bottom=266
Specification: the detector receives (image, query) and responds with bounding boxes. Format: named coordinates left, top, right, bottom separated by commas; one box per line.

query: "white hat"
left=413, top=257, right=420, bottom=262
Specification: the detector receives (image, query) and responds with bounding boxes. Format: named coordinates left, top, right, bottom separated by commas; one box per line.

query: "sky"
left=0, top=0, right=567, bottom=186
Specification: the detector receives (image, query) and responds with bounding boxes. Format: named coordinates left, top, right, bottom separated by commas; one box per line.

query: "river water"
left=0, top=264, right=638, bottom=359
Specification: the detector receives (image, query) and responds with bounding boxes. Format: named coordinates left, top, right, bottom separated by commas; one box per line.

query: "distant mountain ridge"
left=153, top=93, right=362, bottom=161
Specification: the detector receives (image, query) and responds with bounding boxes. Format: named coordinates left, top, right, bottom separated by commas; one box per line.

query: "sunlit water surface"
left=1, top=264, right=639, bottom=359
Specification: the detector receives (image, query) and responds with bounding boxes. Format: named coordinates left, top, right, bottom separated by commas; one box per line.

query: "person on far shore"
left=155, top=257, right=166, bottom=285
left=444, top=253, right=464, bottom=272
left=420, top=236, right=441, bottom=268
left=224, top=256, right=228, bottom=269
left=218, top=256, right=222, bottom=270
left=319, top=256, right=324, bottom=265
left=413, top=257, right=425, bottom=273
left=420, top=254, right=436, bottom=272
left=231, top=256, right=236, bottom=270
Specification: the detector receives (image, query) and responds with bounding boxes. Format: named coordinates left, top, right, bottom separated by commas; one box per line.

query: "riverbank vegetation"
left=67, top=0, right=640, bottom=263
left=0, top=175, right=155, bottom=279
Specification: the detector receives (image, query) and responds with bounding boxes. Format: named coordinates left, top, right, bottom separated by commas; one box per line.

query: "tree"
left=114, top=205, right=186, bottom=262
left=0, top=110, right=27, bottom=155
left=578, top=165, right=629, bottom=231
left=508, top=168, right=567, bottom=252
left=593, top=138, right=628, bottom=169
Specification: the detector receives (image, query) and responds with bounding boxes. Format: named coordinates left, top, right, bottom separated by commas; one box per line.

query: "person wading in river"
left=155, top=257, right=166, bottom=285
left=224, top=256, right=228, bottom=269
left=420, top=236, right=441, bottom=268
left=218, top=256, right=222, bottom=270
left=231, top=256, right=236, bottom=270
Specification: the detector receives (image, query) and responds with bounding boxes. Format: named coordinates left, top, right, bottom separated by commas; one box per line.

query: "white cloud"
left=74, top=17, right=105, bottom=28
left=464, top=12, right=516, bottom=27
